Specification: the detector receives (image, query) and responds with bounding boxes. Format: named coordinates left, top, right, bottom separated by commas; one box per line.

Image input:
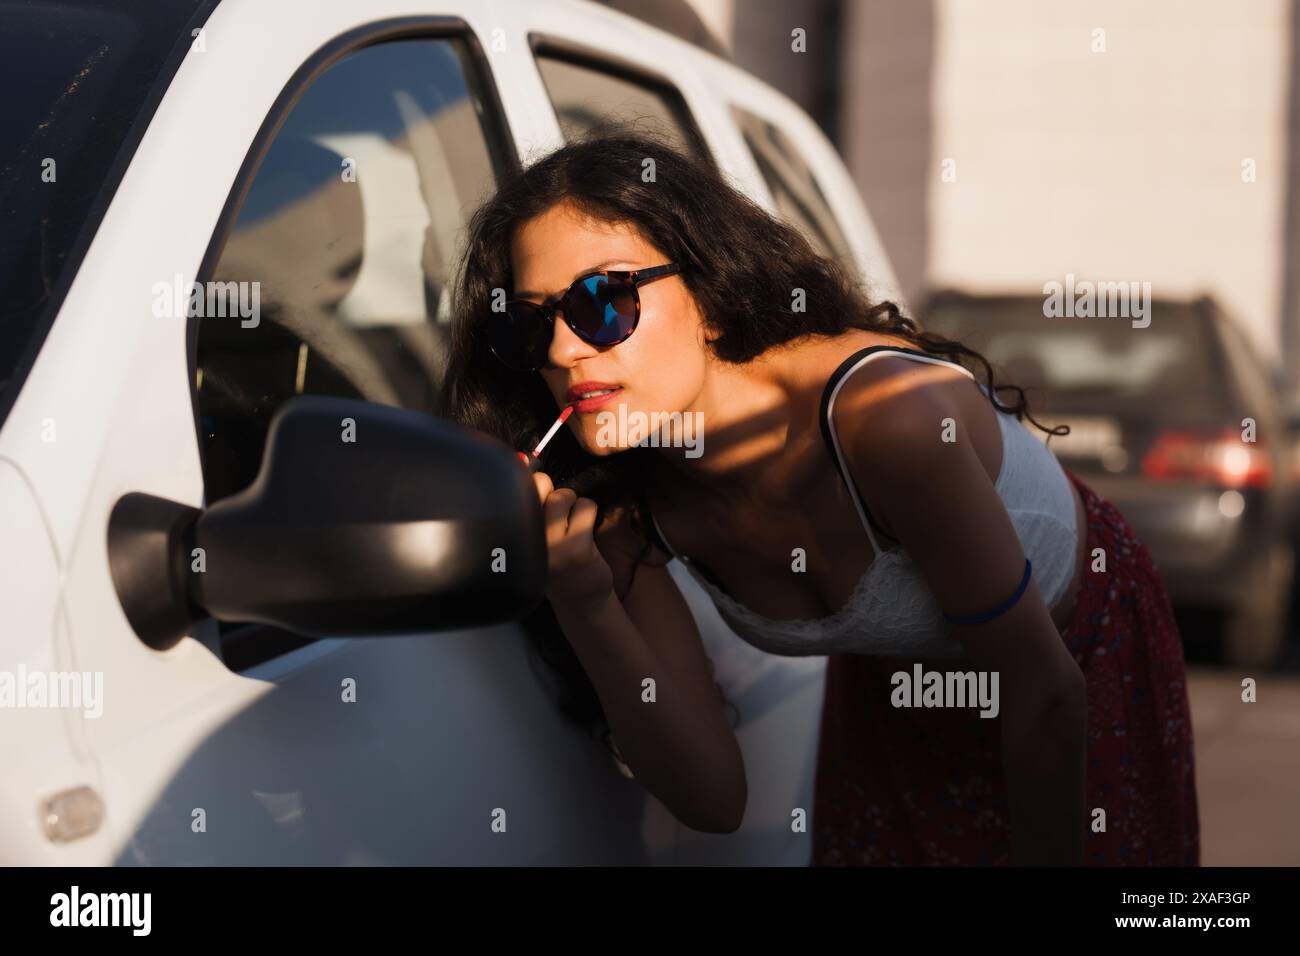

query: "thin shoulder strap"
left=819, top=345, right=976, bottom=557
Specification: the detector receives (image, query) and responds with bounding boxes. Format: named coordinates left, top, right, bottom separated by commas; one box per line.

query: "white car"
left=0, top=0, right=902, bottom=865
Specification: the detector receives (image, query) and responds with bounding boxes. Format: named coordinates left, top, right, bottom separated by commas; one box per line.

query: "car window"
left=533, top=45, right=711, bottom=164
left=196, top=36, right=514, bottom=504
left=922, top=296, right=1227, bottom=419
left=0, top=0, right=218, bottom=427
left=729, top=104, right=855, bottom=271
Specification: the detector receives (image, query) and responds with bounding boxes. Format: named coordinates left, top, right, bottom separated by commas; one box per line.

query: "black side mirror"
left=109, top=396, right=546, bottom=649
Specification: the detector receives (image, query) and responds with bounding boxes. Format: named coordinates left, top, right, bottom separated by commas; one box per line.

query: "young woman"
left=438, top=130, right=1199, bottom=866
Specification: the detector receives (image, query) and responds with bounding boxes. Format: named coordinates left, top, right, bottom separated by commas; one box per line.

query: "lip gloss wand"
left=517, top=404, right=574, bottom=467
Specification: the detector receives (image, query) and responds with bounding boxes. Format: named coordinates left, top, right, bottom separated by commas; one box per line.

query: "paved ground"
left=1181, top=602, right=1300, bottom=865
left=1187, top=666, right=1300, bottom=866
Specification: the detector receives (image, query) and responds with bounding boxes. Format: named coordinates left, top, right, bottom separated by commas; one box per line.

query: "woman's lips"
left=570, top=386, right=624, bottom=413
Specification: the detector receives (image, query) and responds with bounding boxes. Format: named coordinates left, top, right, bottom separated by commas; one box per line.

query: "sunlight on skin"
left=831, top=362, right=987, bottom=427
left=509, top=199, right=954, bottom=497
left=512, top=201, right=788, bottom=485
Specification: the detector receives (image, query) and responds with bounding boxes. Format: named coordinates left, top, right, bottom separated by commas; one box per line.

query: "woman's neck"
left=650, top=343, right=820, bottom=509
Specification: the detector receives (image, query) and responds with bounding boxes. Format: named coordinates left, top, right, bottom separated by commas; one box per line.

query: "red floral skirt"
left=811, top=469, right=1200, bottom=865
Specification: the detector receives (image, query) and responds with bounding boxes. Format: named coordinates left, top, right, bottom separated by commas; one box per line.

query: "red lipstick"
left=517, top=404, right=574, bottom=466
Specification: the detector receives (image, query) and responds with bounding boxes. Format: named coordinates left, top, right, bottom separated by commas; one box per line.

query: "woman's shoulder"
left=799, top=332, right=963, bottom=445
left=791, top=330, right=939, bottom=402
left=817, top=333, right=1004, bottom=500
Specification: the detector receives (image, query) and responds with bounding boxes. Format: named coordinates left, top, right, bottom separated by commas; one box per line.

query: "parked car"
left=919, top=289, right=1300, bottom=668
left=1287, top=392, right=1300, bottom=654
left=0, top=0, right=905, bottom=865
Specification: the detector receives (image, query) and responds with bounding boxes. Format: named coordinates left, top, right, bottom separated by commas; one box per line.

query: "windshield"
left=0, top=0, right=219, bottom=426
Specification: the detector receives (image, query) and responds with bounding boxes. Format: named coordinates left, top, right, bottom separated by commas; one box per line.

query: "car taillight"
left=1140, top=427, right=1273, bottom=487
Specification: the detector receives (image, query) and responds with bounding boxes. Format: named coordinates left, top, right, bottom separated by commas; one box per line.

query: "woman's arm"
left=833, top=364, right=1087, bottom=865
left=533, top=471, right=746, bottom=834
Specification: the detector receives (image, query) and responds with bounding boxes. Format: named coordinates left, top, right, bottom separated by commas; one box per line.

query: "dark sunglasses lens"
left=564, top=275, right=638, bottom=344
left=492, top=302, right=552, bottom=370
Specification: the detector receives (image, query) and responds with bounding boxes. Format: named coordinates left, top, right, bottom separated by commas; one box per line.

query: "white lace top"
left=648, top=346, right=1079, bottom=659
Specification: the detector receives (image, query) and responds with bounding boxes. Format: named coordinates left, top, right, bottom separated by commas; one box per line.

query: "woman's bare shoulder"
left=784, top=329, right=921, bottom=396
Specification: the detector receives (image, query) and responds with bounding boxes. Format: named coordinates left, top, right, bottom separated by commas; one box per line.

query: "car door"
left=39, top=1, right=662, bottom=865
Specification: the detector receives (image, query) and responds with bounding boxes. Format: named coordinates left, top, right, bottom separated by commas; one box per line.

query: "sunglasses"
left=489, top=263, right=681, bottom=371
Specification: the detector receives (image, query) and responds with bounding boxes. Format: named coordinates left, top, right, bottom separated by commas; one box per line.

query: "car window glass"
left=729, top=104, right=855, bottom=271
left=196, top=37, right=512, bottom=504
left=922, top=298, right=1224, bottom=418
left=534, top=50, right=710, bottom=164
left=0, top=0, right=217, bottom=426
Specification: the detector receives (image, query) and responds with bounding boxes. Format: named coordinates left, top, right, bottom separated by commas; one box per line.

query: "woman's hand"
left=533, top=470, right=615, bottom=612
left=528, top=470, right=747, bottom=833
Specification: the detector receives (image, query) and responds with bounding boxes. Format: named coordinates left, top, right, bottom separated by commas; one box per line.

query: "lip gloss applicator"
left=517, top=404, right=574, bottom=467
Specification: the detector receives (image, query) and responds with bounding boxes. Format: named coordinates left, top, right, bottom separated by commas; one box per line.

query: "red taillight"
left=1140, top=427, right=1274, bottom=487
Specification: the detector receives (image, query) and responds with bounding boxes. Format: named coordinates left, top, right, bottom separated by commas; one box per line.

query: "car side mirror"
left=108, top=396, right=546, bottom=649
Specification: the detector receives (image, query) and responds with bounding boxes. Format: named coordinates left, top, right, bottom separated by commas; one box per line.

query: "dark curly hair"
left=436, top=124, right=1064, bottom=753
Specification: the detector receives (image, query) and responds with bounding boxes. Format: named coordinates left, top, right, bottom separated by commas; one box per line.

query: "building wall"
left=838, top=0, right=936, bottom=306
left=730, top=0, right=843, bottom=138
left=688, top=0, right=1293, bottom=372
left=924, top=0, right=1291, bottom=362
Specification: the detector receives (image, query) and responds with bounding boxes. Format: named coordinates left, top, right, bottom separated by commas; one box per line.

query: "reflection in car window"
left=534, top=50, right=710, bottom=164
left=196, top=38, right=512, bottom=503
left=729, top=104, right=855, bottom=272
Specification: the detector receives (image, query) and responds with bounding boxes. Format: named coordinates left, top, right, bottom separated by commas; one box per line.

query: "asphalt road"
left=1181, top=607, right=1300, bottom=865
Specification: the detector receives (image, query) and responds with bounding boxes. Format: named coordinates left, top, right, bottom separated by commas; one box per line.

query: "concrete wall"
left=687, top=0, right=1295, bottom=374
left=926, top=0, right=1290, bottom=364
